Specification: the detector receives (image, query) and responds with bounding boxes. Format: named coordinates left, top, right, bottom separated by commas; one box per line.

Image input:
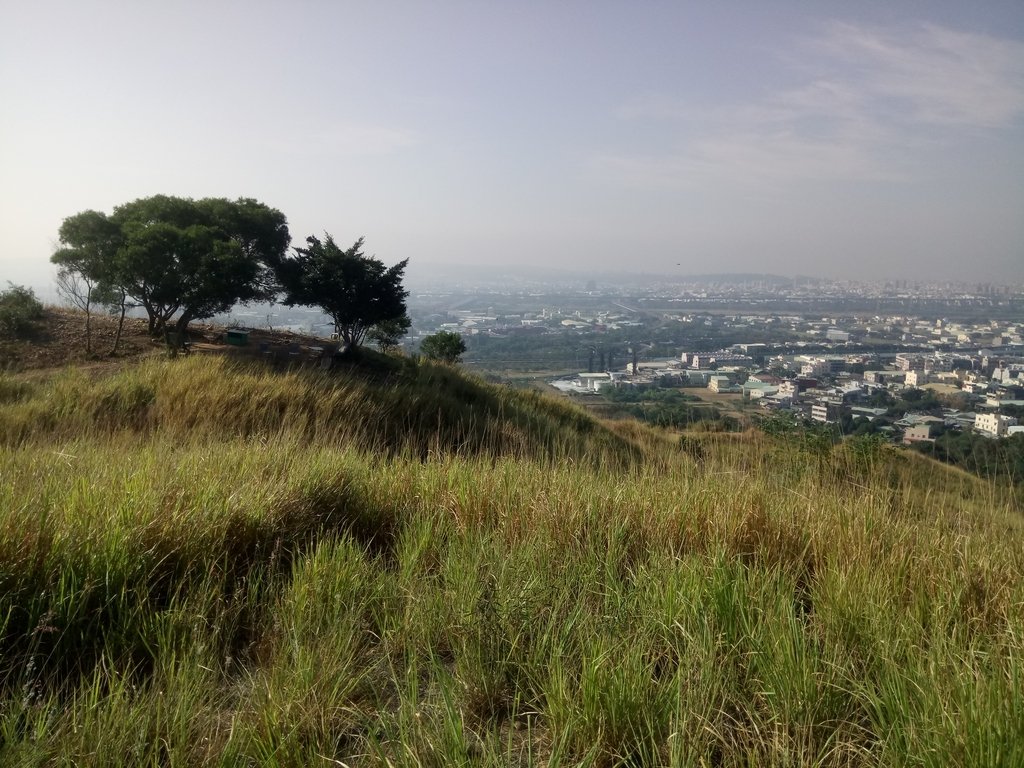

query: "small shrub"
left=0, top=284, right=44, bottom=337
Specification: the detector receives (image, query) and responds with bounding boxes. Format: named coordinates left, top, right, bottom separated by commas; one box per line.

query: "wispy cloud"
left=812, top=21, right=1024, bottom=129
left=599, top=21, right=1024, bottom=187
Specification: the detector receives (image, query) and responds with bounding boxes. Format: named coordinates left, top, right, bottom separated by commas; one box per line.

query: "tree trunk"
left=156, top=312, right=194, bottom=356
left=110, top=291, right=127, bottom=355
left=175, top=313, right=193, bottom=336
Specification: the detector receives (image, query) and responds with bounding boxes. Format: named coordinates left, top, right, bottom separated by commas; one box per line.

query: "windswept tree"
left=276, top=234, right=408, bottom=347
left=52, top=195, right=290, bottom=338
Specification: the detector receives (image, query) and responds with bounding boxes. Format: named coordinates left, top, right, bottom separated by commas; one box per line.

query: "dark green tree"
left=52, top=196, right=290, bottom=337
left=367, top=314, right=411, bottom=353
left=275, top=234, right=408, bottom=348
left=0, top=283, right=44, bottom=337
left=52, top=210, right=129, bottom=351
left=420, top=330, right=467, bottom=364
left=117, top=220, right=258, bottom=335
left=197, top=197, right=291, bottom=296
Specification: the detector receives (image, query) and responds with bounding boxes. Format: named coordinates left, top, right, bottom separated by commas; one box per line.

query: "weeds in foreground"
left=0, top=359, right=1021, bottom=765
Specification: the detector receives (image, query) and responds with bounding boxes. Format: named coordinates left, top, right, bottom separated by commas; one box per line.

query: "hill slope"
left=1, top=355, right=1022, bottom=766
left=0, top=352, right=646, bottom=466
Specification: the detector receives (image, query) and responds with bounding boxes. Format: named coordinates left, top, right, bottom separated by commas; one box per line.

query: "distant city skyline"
left=2, top=1, right=1023, bottom=292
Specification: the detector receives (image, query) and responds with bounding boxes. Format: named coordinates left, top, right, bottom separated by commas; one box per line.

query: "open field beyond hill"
left=1, top=353, right=1023, bottom=766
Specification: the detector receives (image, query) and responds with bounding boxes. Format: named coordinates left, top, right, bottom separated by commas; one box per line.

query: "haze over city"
left=2, top=0, right=1023, bottom=291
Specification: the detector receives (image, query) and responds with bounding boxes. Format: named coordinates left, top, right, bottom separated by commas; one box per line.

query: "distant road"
left=612, top=301, right=639, bottom=313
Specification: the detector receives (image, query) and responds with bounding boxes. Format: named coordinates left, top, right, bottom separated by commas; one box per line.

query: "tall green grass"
left=0, top=354, right=644, bottom=468
left=0, top=357, right=1022, bottom=765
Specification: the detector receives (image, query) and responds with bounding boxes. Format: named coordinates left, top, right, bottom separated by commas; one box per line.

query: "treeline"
left=912, top=431, right=1024, bottom=484
left=49, top=195, right=409, bottom=352
left=760, top=407, right=1024, bottom=485
left=601, top=385, right=740, bottom=430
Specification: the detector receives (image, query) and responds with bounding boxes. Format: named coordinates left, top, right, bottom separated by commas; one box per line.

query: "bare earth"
left=0, top=307, right=334, bottom=373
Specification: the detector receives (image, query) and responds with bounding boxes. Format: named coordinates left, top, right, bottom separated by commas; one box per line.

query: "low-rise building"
left=903, top=424, right=937, bottom=444
left=692, top=351, right=754, bottom=369
left=895, top=353, right=922, bottom=371
left=810, top=401, right=843, bottom=424
left=905, top=370, right=931, bottom=387
left=864, top=370, right=906, bottom=385
left=577, top=372, right=612, bottom=392
left=708, top=375, right=740, bottom=393
left=975, top=413, right=1018, bottom=438
left=742, top=382, right=780, bottom=400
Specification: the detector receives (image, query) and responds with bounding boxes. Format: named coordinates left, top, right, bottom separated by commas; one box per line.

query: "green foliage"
left=756, top=410, right=842, bottom=472
left=0, top=354, right=641, bottom=468
left=915, top=429, right=1024, bottom=483
left=420, top=330, right=467, bottom=363
left=757, top=409, right=805, bottom=437
left=844, top=432, right=889, bottom=475
left=1, top=356, right=1023, bottom=764
left=366, top=314, right=411, bottom=353
left=887, top=387, right=943, bottom=416
left=603, top=383, right=696, bottom=404
left=51, top=209, right=122, bottom=289
left=52, top=196, right=290, bottom=335
left=0, top=283, right=44, bottom=337
left=599, top=384, right=731, bottom=429
left=276, top=234, right=408, bottom=347
left=1002, top=404, right=1024, bottom=419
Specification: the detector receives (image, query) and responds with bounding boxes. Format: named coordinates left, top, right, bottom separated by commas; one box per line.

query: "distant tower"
left=631, top=347, right=638, bottom=375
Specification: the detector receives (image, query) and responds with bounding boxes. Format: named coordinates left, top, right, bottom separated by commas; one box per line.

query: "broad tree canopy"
left=52, top=210, right=123, bottom=287
left=52, top=195, right=291, bottom=335
left=276, top=234, right=408, bottom=347
left=420, top=330, right=467, bottom=364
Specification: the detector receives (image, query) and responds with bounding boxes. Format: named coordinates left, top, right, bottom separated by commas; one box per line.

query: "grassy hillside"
left=1, top=354, right=1022, bottom=766
left=0, top=353, right=644, bottom=467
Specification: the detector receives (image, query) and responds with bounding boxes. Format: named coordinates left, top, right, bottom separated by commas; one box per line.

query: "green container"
left=226, top=329, right=249, bottom=346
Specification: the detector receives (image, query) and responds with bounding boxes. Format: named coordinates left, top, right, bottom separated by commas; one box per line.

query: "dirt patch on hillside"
left=0, top=308, right=160, bottom=372
left=0, top=307, right=340, bottom=374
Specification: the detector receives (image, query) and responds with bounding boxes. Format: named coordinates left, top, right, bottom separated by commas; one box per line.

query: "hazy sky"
left=2, top=1, right=1023, bottom=291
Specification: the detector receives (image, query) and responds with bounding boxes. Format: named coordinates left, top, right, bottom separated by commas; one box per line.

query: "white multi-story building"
left=975, top=413, right=1018, bottom=438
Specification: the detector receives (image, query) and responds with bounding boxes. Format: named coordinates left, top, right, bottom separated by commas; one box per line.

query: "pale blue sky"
left=2, top=0, right=1023, bottom=290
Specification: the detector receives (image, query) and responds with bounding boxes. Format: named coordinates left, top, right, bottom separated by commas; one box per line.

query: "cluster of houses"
left=554, top=344, right=1024, bottom=442
left=423, top=307, right=645, bottom=338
